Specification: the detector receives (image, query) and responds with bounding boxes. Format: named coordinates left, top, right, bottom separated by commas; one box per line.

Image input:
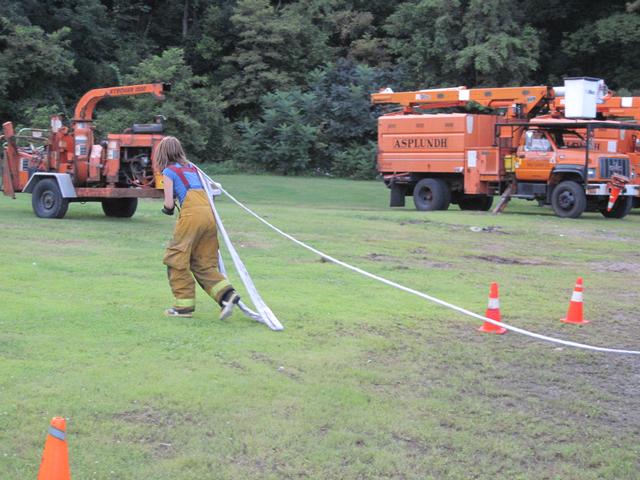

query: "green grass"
left=2, top=174, right=640, bottom=479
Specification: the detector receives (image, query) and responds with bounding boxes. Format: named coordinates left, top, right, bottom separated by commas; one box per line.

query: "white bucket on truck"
left=563, top=77, right=606, bottom=118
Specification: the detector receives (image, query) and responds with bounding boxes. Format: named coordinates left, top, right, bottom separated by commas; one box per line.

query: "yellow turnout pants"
left=163, top=190, right=233, bottom=311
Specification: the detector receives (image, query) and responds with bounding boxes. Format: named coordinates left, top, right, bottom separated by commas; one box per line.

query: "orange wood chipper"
left=1, top=83, right=170, bottom=218
left=372, top=78, right=640, bottom=219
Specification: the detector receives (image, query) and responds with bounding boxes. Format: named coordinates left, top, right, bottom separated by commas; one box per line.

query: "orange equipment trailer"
left=1, top=83, right=170, bottom=218
left=372, top=79, right=640, bottom=218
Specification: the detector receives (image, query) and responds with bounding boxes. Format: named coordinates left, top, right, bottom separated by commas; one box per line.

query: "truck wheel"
left=102, top=198, right=138, bottom=218
left=600, top=196, right=633, bottom=219
left=32, top=179, right=69, bottom=219
left=459, top=196, right=493, bottom=211
left=551, top=181, right=587, bottom=218
left=413, top=178, right=449, bottom=211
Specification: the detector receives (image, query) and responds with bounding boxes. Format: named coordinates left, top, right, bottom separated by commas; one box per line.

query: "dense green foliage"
left=1, top=1, right=639, bottom=175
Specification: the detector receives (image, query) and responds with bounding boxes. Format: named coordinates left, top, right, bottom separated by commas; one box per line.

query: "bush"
left=231, top=60, right=396, bottom=177
left=232, top=90, right=325, bottom=174
left=331, top=142, right=377, bottom=179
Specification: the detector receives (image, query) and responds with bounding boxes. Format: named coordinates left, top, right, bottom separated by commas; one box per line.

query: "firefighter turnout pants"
left=163, top=190, right=234, bottom=311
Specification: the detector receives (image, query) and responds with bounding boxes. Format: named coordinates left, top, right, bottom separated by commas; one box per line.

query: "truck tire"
left=551, top=181, right=587, bottom=218
left=413, top=178, right=450, bottom=211
left=600, top=196, right=633, bottom=219
left=32, top=178, right=69, bottom=219
left=102, top=198, right=138, bottom=218
left=459, top=196, right=493, bottom=211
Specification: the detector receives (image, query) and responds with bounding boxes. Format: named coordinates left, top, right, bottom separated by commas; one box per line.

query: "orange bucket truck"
left=372, top=78, right=640, bottom=218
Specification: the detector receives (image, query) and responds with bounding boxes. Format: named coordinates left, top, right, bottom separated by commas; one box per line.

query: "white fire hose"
left=195, top=166, right=283, bottom=331
left=199, top=172, right=640, bottom=355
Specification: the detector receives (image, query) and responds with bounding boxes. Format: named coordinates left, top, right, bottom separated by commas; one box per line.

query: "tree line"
left=1, top=0, right=639, bottom=178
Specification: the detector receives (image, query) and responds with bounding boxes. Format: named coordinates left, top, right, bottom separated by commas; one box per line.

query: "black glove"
left=162, top=206, right=175, bottom=216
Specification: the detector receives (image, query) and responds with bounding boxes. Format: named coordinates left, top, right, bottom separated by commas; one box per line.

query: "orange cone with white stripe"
left=561, top=277, right=589, bottom=325
left=37, top=417, right=71, bottom=480
left=478, top=282, right=507, bottom=334
left=606, top=187, right=621, bottom=212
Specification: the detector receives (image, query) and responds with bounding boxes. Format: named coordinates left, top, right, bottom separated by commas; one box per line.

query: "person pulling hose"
left=156, top=136, right=240, bottom=319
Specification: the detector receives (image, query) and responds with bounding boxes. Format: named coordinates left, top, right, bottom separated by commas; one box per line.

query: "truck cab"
left=516, top=127, right=631, bottom=184
left=507, top=119, right=639, bottom=218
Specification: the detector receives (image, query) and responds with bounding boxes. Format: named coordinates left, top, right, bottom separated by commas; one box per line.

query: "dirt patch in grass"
left=398, top=219, right=468, bottom=231
left=355, top=319, right=640, bottom=443
left=113, top=405, right=196, bottom=458
left=588, top=261, right=640, bottom=273
left=417, top=259, right=453, bottom=269
left=420, top=328, right=640, bottom=435
left=113, top=405, right=195, bottom=427
left=399, top=219, right=428, bottom=226
left=468, top=225, right=509, bottom=234
left=152, top=442, right=176, bottom=459
left=366, top=252, right=400, bottom=262
left=561, top=228, right=635, bottom=243
left=496, top=352, right=640, bottom=435
left=250, top=351, right=304, bottom=381
left=366, top=252, right=452, bottom=269
left=226, top=360, right=248, bottom=372
left=392, top=433, right=430, bottom=456
left=468, top=255, right=550, bottom=266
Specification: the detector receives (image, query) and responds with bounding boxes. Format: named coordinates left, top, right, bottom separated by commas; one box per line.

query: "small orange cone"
left=37, top=417, right=71, bottom=480
left=478, top=282, right=507, bottom=334
left=606, top=186, right=621, bottom=212
left=607, top=174, right=630, bottom=212
left=561, top=277, right=589, bottom=325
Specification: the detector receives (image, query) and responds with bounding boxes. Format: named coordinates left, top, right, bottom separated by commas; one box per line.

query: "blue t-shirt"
left=162, top=163, right=203, bottom=203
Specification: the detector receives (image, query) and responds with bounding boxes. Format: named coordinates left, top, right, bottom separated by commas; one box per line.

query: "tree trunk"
left=182, top=0, right=189, bottom=39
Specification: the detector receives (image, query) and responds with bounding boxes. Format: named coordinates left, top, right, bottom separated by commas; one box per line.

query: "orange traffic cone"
left=606, top=187, right=621, bottom=212
left=37, top=417, right=71, bottom=480
left=478, top=282, right=507, bottom=334
left=561, top=277, right=589, bottom=325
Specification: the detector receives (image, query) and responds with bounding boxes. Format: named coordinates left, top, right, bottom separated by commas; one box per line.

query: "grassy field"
left=1, top=174, right=640, bottom=479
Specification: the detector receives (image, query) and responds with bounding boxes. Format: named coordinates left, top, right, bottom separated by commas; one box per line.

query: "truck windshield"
left=524, top=131, right=552, bottom=152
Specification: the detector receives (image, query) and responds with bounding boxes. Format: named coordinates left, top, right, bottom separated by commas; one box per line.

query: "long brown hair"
left=155, top=136, right=187, bottom=171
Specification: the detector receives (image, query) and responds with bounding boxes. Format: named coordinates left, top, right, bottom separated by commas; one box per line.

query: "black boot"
left=219, top=290, right=240, bottom=320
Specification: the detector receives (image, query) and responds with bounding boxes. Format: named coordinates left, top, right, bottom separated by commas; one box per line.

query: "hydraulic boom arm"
left=372, top=85, right=555, bottom=119
left=73, top=83, right=170, bottom=121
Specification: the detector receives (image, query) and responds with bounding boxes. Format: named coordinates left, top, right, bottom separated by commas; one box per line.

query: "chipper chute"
left=194, top=166, right=283, bottom=331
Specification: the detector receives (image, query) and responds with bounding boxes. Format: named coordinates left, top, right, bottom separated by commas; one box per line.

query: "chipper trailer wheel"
left=31, top=179, right=69, bottom=219
left=551, top=180, right=587, bottom=218
left=101, top=198, right=138, bottom=218
left=413, top=178, right=450, bottom=211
